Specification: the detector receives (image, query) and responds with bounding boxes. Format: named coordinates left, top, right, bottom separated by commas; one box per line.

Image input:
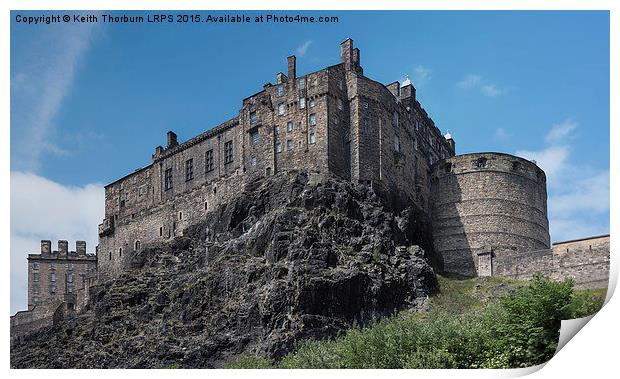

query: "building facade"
left=97, top=38, right=456, bottom=278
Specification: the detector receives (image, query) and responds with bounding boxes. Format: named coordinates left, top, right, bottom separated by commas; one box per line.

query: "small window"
left=250, top=157, right=257, bottom=166
left=476, top=158, right=487, bottom=168
left=266, top=167, right=272, bottom=176
left=277, top=84, right=285, bottom=97
left=67, top=273, right=73, bottom=283
left=287, top=140, right=294, bottom=150
left=205, top=150, right=214, bottom=172
left=298, top=78, right=305, bottom=89
left=275, top=125, right=280, bottom=135
left=444, top=163, right=453, bottom=173
left=224, top=141, right=234, bottom=164
left=394, top=135, right=401, bottom=153
left=277, top=103, right=285, bottom=115
left=310, top=99, right=316, bottom=108
left=309, top=114, right=317, bottom=126
left=33, top=285, right=40, bottom=294
left=32, top=262, right=39, bottom=270
left=204, top=202, right=208, bottom=211
left=276, top=142, right=282, bottom=153
left=33, top=296, right=40, bottom=304
left=68, top=263, right=74, bottom=271
left=250, top=111, right=258, bottom=125
left=33, top=273, right=40, bottom=282
left=337, top=98, right=343, bottom=110
left=362, top=118, right=370, bottom=133
left=309, top=133, right=316, bottom=145
left=164, top=168, right=173, bottom=191
left=251, top=130, right=259, bottom=146
left=119, top=248, right=122, bottom=257
left=50, top=263, right=56, bottom=270
left=287, top=121, right=293, bottom=132
left=135, top=240, right=141, bottom=250
left=51, top=272, right=56, bottom=282
left=338, top=80, right=344, bottom=90
left=362, top=101, right=369, bottom=109
left=185, top=159, right=194, bottom=181
left=109, top=251, right=112, bottom=260
left=179, top=211, right=183, bottom=220
left=159, top=227, right=163, bottom=236
left=392, top=111, right=399, bottom=128
left=299, top=97, right=306, bottom=109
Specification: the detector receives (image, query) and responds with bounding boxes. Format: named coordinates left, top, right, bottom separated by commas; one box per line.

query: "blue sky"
left=10, top=10, right=610, bottom=313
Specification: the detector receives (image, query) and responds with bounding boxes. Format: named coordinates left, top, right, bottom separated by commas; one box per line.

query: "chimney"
left=353, top=48, right=360, bottom=67
left=340, top=38, right=353, bottom=71
left=287, top=55, right=296, bottom=81
left=41, top=240, right=51, bottom=255
left=166, top=131, right=178, bottom=148
left=76, top=241, right=86, bottom=256
left=58, top=240, right=68, bottom=256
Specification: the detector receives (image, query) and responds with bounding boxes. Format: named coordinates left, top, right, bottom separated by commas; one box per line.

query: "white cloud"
left=514, top=122, right=609, bottom=242
left=545, top=119, right=577, bottom=144
left=413, top=65, right=432, bottom=85
left=295, top=40, right=312, bottom=57
left=456, top=74, right=505, bottom=97
left=11, top=21, right=100, bottom=172
left=456, top=74, right=482, bottom=89
left=10, top=172, right=104, bottom=314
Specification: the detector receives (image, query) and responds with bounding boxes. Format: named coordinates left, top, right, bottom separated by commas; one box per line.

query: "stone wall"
left=493, top=235, right=610, bottom=289
left=10, top=300, right=64, bottom=344
left=431, top=153, right=550, bottom=276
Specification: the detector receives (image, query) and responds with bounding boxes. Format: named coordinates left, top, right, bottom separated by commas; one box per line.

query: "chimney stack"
left=287, top=55, right=296, bottom=81
left=166, top=131, right=178, bottom=149
left=340, top=38, right=353, bottom=71
left=41, top=240, right=51, bottom=255
left=58, top=240, right=68, bottom=256
left=76, top=241, right=86, bottom=256
left=353, top=48, right=361, bottom=67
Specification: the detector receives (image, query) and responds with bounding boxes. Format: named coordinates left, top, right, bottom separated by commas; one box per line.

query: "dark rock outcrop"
left=11, top=171, right=437, bottom=368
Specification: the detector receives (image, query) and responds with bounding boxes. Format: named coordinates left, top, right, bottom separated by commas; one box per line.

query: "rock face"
left=11, top=171, right=437, bottom=368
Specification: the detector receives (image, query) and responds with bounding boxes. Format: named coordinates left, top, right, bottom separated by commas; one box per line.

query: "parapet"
left=30, top=240, right=96, bottom=260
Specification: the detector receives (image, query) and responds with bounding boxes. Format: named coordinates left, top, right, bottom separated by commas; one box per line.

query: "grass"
left=225, top=274, right=607, bottom=369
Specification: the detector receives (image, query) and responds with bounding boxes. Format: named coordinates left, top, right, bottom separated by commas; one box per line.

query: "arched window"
left=109, top=251, right=112, bottom=260
left=119, top=248, right=122, bottom=257
left=135, top=240, right=141, bottom=251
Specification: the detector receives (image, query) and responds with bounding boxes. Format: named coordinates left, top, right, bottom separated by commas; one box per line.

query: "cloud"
left=413, top=65, right=432, bottom=85
left=10, top=172, right=104, bottom=314
left=295, top=40, right=312, bottom=57
left=456, top=74, right=482, bottom=89
left=11, top=20, right=100, bottom=172
left=456, top=74, right=505, bottom=97
left=545, top=119, right=577, bottom=144
left=514, top=121, right=609, bottom=242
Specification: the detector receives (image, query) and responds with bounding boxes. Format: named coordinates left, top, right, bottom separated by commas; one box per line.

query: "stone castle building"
left=12, top=38, right=609, bottom=340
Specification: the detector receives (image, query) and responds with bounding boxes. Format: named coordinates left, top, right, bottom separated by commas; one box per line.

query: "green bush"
left=227, top=275, right=601, bottom=369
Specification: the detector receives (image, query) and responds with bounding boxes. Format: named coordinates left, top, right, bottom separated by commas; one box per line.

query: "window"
left=299, top=97, right=306, bottom=109
left=333, top=117, right=339, bottom=125
left=179, top=211, right=183, bottom=220
left=476, top=158, right=487, bottom=168
left=362, top=101, right=369, bottom=109
left=394, top=135, right=401, bottom=153
left=51, top=273, right=56, bottom=282
left=266, top=167, right=272, bottom=176
left=32, top=262, right=39, bottom=270
left=362, top=118, right=370, bottom=133
left=185, top=159, right=194, bottom=181
left=309, top=133, right=316, bottom=144
left=164, top=168, right=173, bottom=190
left=135, top=240, right=141, bottom=250
left=205, top=150, right=214, bottom=172
left=68, top=263, right=74, bottom=271
left=33, top=296, right=40, bottom=304
left=277, top=103, right=285, bottom=115
left=109, top=251, right=112, bottom=260
left=50, top=284, right=56, bottom=294
left=33, top=273, right=40, bottom=282
left=67, top=286, right=74, bottom=294
left=309, top=114, right=317, bottom=126
left=276, top=142, right=282, bottom=153
left=444, top=163, right=453, bottom=173
left=338, top=80, right=344, bottom=90
left=119, top=248, right=122, bottom=257
left=50, top=263, right=56, bottom=270
left=67, top=273, right=73, bottom=283
left=33, top=285, right=40, bottom=294
left=298, top=78, right=305, bottom=89
left=287, top=139, right=294, bottom=150
left=159, top=227, right=163, bottom=236
left=250, top=130, right=259, bottom=146
left=250, top=111, right=258, bottom=126
left=287, top=121, right=294, bottom=132
left=224, top=141, right=233, bottom=164
left=277, top=84, right=285, bottom=97
left=414, top=138, right=418, bottom=151
left=310, top=99, right=316, bottom=107
left=250, top=157, right=257, bottom=166
left=392, top=111, right=399, bottom=128
left=337, top=98, right=344, bottom=110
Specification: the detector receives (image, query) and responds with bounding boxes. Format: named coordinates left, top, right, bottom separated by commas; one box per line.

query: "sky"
left=10, top=10, right=610, bottom=313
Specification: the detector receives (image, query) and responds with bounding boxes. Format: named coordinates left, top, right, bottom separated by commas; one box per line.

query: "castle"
left=12, top=38, right=609, bottom=340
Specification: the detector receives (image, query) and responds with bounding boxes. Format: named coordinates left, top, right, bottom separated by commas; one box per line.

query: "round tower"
left=431, top=152, right=550, bottom=276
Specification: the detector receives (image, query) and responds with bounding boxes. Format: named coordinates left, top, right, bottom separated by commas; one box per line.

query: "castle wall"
left=493, top=235, right=609, bottom=289
left=431, top=153, right=550, bottom=276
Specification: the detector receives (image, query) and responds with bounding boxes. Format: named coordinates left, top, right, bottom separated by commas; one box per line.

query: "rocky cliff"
left=11, top=171, right=437, bottom=368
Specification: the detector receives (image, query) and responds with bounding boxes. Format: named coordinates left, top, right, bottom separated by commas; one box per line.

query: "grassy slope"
left=225, top=275, right=607, bottom=368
